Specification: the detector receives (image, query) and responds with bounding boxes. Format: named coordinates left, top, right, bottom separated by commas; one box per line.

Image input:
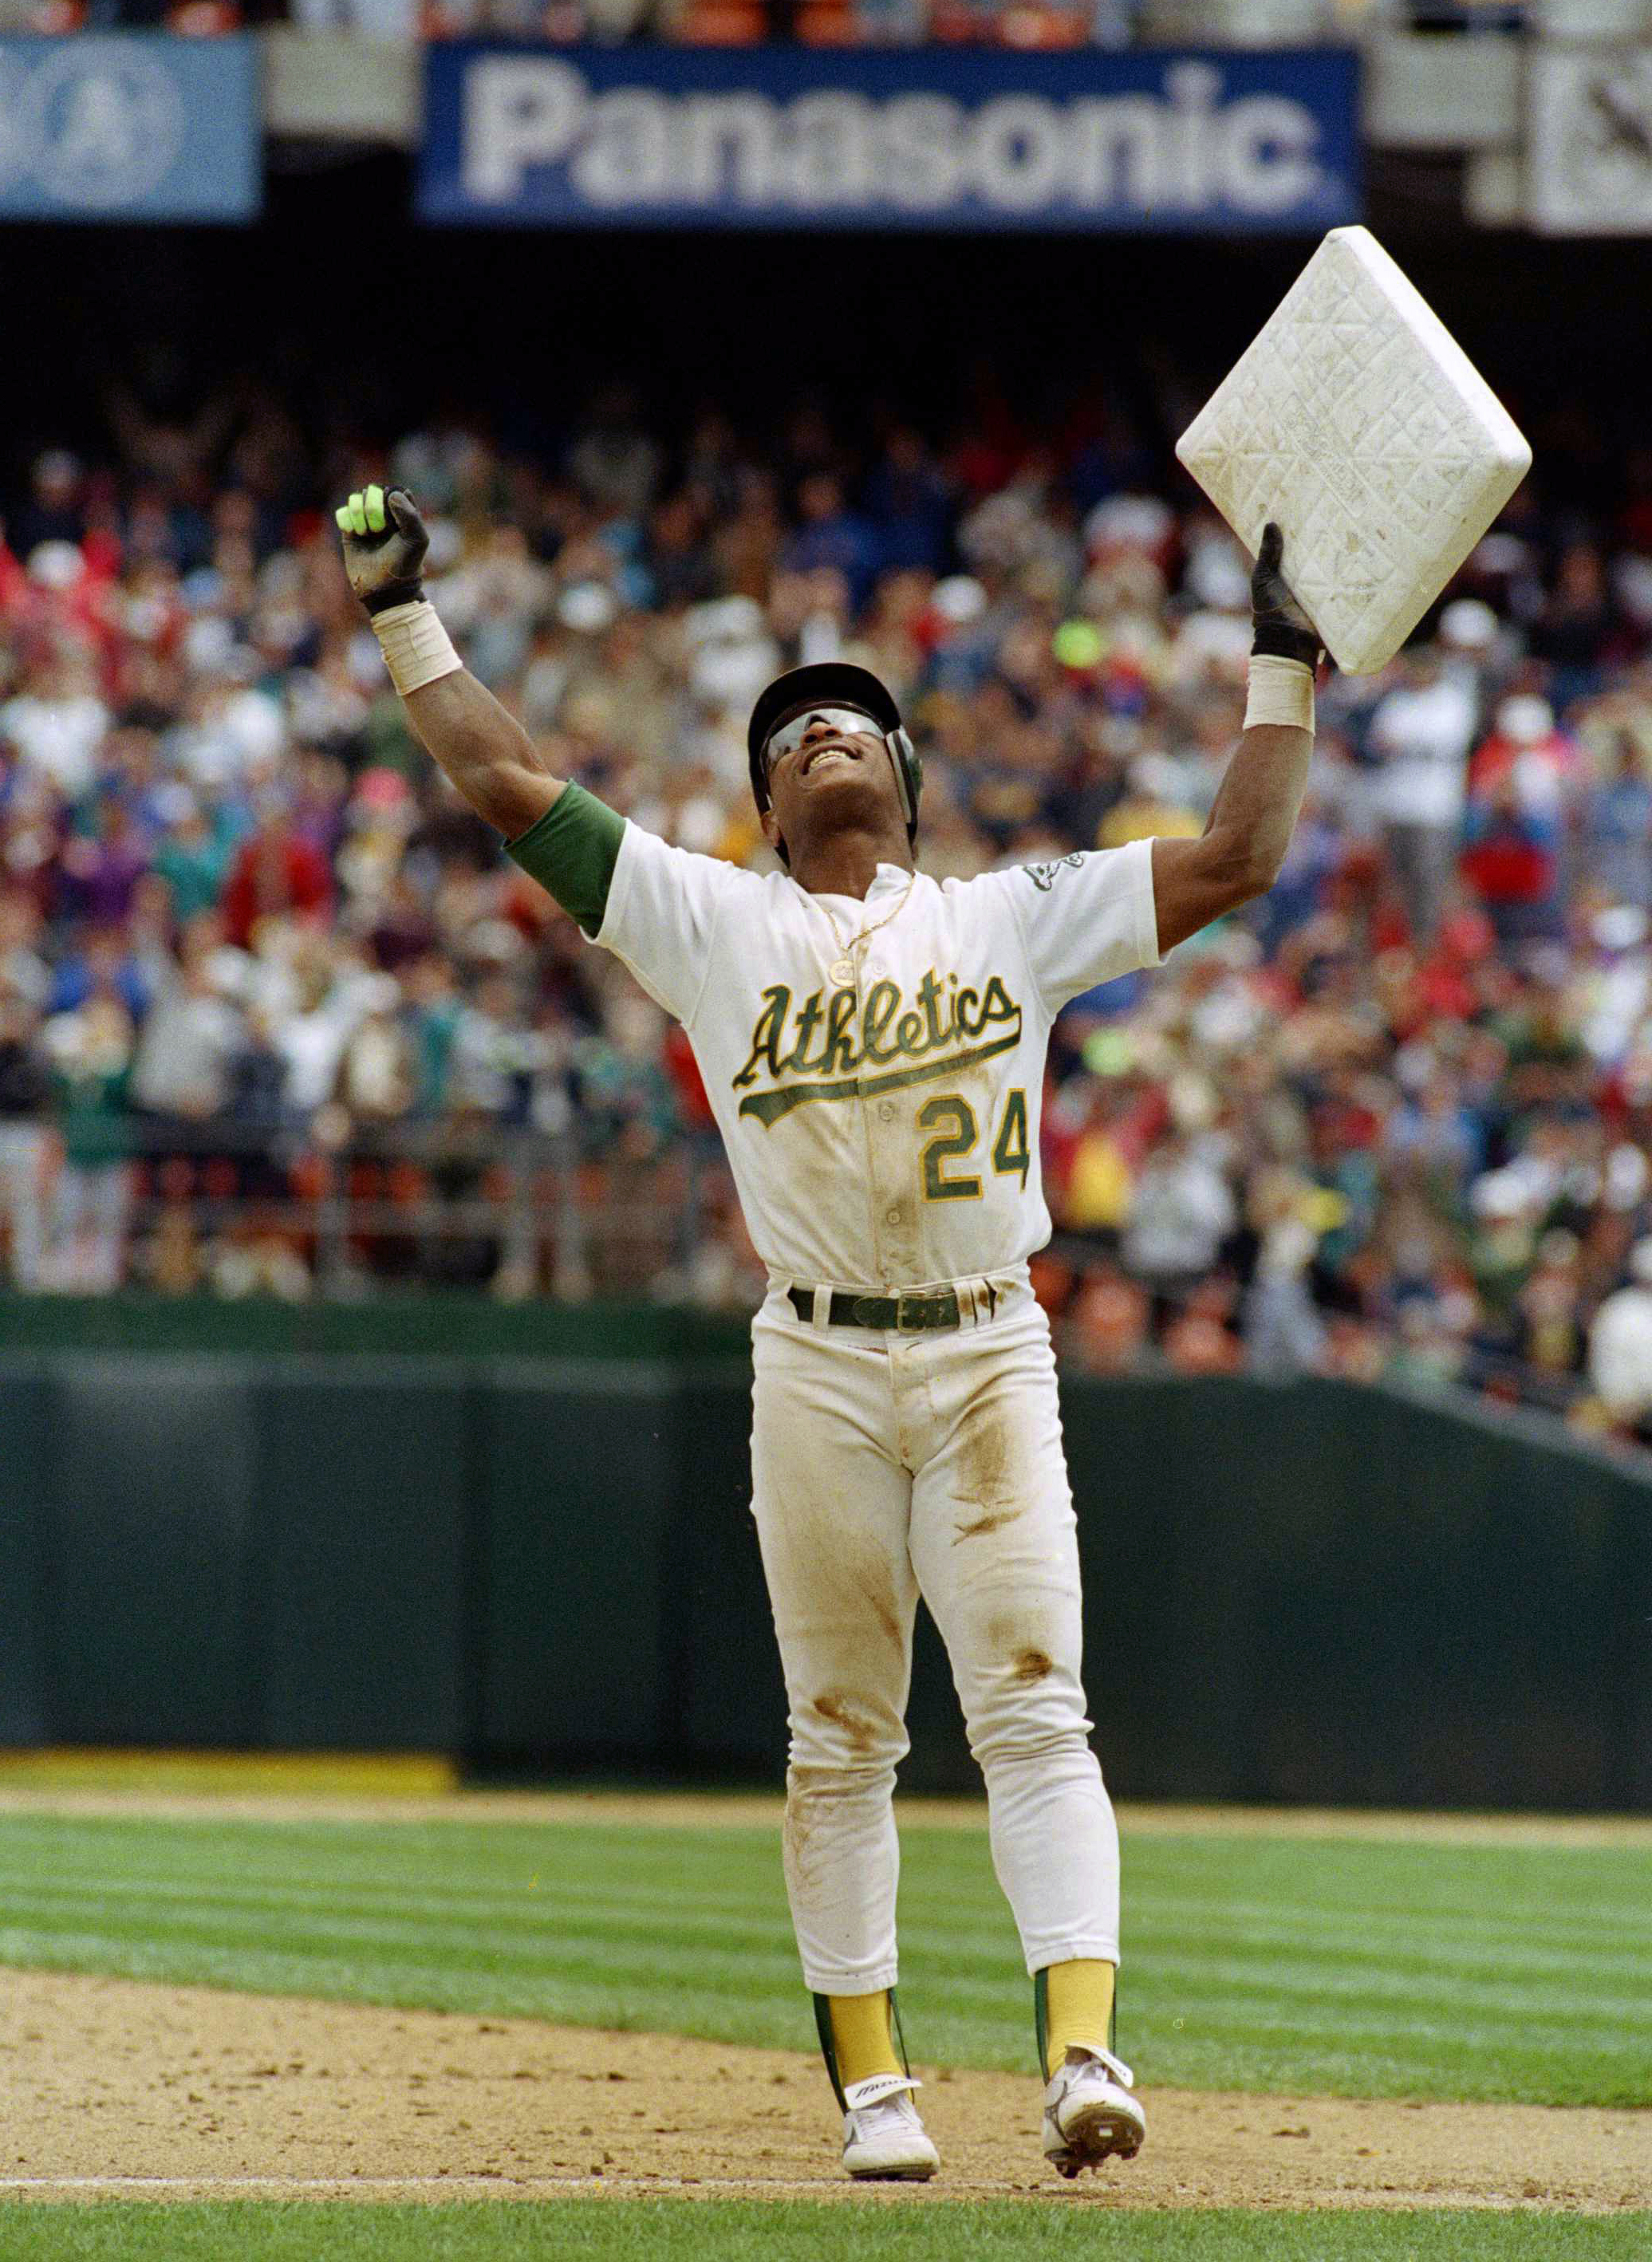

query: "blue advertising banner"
left=420, top=43, right=1359, bottom=234
left=0, top=34, right=260, bottom=224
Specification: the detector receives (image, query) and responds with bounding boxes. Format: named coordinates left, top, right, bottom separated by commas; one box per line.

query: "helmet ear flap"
left=888, top=727, right=922, bottom=837
left=751, top=768, right=790, bottom=865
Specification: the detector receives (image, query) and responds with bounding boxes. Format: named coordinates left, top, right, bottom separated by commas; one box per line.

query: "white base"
left=1177, top=226, right=1531, bottom=676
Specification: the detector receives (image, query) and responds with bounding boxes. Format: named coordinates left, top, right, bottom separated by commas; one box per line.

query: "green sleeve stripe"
left=507, top=784, right=625, bottom=938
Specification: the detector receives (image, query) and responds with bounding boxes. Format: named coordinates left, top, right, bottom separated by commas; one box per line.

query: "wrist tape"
left=371, top=600, right=462, bottom=698
left=1244, top=652, right=1314, bottom=734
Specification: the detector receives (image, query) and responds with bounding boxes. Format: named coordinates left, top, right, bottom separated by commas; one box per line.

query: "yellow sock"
left=1044, top=1959, right=1116, bottom=2067
left=829, top=1991, right=903, bottom=2089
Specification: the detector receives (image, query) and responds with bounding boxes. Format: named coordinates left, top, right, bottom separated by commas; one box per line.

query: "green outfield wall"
left=0, top=1302, right=1646, bottom=1809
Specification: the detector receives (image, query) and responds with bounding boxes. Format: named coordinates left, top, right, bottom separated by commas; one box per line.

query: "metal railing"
left=6, top=1114, right=731, bottom=1301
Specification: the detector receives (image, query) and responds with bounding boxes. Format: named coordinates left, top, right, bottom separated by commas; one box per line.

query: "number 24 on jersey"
left=918, top=1089, right=1031, bottom=1202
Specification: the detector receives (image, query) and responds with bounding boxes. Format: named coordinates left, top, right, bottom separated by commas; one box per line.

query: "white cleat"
left=841, top=2073, right=940, bottom=2181
left=1042, top=2046, right=1146, bottom=2180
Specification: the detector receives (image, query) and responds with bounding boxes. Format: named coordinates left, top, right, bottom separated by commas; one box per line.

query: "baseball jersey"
left=511, top=794, right=1160, bottom=1291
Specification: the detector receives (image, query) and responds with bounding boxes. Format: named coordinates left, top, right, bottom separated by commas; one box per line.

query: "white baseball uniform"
left=512, top=802, right=1161, bottom=1996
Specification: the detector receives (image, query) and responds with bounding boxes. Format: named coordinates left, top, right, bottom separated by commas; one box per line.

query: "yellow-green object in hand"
left=335, top=487, right=387, bottom=538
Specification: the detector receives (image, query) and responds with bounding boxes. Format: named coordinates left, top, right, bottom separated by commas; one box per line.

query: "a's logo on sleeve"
left=1023, top=854, right=1086, bottom=893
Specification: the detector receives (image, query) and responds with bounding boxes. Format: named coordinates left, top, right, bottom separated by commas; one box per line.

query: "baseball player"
left=335, top=485, right=1321, bottom=2182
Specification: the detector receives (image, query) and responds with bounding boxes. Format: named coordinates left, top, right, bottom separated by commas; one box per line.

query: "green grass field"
left=4, top=1804, right=1648, bottom=2259
left=7, top=2204, right=1652, bottom=2262
left=0, top=1809, right=1646, bottom=2107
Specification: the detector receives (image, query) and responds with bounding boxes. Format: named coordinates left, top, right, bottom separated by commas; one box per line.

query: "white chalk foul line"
left=0, top=2175, right=858, bottom=2195
left=0, top=2177, right=1605, bottom=2213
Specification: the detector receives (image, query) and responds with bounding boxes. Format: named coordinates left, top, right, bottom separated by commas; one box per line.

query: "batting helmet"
left=747, top=663, right=921, bottom=866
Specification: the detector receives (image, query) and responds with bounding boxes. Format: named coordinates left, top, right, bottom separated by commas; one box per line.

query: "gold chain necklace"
left=814, top=869, right=919, bottom=988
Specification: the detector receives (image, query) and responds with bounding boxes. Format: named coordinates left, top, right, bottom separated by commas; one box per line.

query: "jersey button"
left=885, top=1206, right=902, bottom=1225
left=877, top=1102, right=896, bottom=1121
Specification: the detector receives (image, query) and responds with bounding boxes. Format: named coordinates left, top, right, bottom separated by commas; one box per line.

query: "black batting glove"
left=1250, top=522, right=1323, bottom=669
left=335, top=484, right=430, bottom=617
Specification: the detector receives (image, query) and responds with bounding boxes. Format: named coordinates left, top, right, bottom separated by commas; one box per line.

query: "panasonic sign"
left=420, top=45, right=1360, bottom=234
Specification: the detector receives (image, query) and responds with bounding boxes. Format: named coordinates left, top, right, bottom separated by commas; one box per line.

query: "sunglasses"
left=763, top=707, right=883, bottom=773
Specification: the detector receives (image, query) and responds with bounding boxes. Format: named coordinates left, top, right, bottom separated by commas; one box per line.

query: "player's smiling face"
left=763, top=709, right=901, bottom=858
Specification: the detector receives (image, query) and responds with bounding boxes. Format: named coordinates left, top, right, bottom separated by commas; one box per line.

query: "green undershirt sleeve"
left=506, top=784, right=626, bottom=939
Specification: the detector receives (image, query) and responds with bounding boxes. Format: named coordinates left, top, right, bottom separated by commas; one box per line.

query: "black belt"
left=789, top=1285, right=962, bottom=1332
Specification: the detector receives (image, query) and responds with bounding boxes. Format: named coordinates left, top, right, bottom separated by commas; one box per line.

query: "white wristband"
left=370, top=600, right=463, bottom=698
left=1244, top=652, right=1315, bottom=734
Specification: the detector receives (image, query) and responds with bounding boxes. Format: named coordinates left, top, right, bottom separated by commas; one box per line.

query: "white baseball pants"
left=749, top=1276, right=1120, bottom=1996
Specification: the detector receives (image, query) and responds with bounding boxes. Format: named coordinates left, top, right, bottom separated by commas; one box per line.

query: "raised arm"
left=1149, top=522, right=1319, bottom=956
left=335, top=485, right=560, bottom=840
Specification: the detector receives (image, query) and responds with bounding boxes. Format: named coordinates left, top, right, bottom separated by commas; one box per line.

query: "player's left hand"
left=1250, top=522, right=1323, bottom=669
left=335, top=484, right=429, bottom=617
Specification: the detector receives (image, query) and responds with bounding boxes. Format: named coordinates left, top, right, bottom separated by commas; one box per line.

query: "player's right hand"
left=335, top=484, right=429, bottom=617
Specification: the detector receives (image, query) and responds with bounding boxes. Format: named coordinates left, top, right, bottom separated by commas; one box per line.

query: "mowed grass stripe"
left=1136, top=1891, right=1651, bottom=1939
left=0, top=1940, right=801, bottom=2034
left=0, top=1917, right=803, bottom=1996
left=0, top=1843, right=761, bottom=1901
left=0, top=1815, right=1646, bottom=2106
left=1118, top=1956, right=1651, bottom=2016
left=6, top=1877, right=1643, bottom=2013
left=14, top=1876, right=1639, bottom=2008
left=0, top=1867, right=779, bottom=1923
left=13, top=1823, right=1642, bottom=1929
left=910, top=1925, right=1648, bottom=1983
left=22, top=1890, right=1642, bottom=2043
left=6, top=1814, right=1644, bottom=1925
left=4, top=2205, right=1652, bottom=2262
left=0, top=1885, right=798, bottom=1966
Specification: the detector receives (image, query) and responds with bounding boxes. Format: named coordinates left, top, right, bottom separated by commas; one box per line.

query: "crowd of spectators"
left=5, top=369, right=1652, bottom=1453
left=0, top=0, right=1150, bottom=41
left=0, top=2, right=1483, bottom=49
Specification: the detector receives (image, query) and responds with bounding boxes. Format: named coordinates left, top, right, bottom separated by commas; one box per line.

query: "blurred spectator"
left=1459, top=780, right=1562, bottom=946
left=1366, top=646, right=1477, bottom=941
left=152, top=786, right=238, bottom=922
left=11, top=452, right=85, bottom=557
left=1161, top=1273, right=1244, bottom=1377
left=1530, top=542, right=1615, bottom=712
left=1241, top=1171, right=1327, bottom=1378
left=220, top=794, right=333, bottom=949
left=864, top=431, right=954, bottom=577
left=1587, top=1240, right=1652, bottom=1436
left=40, top=991, right=134, bottom=1292
left=1065, top=1259, right=1150, bottom=1375
left=568, top=384, right=661, bottom=518
left=2, top=652, right=109, bottom=798
left=783, top=474, right=880, bottom=612
left=129, top=920, right=245, bottom=1123
left=1587, top=733, right=1652, bottom=910
left=1119, top=1129, right=1236, bottom=1315
left=0, top=990, right=51, bottom=1289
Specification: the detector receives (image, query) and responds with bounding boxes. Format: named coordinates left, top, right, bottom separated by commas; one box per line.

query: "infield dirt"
left=4, top=1968, right=1647, bottom=2213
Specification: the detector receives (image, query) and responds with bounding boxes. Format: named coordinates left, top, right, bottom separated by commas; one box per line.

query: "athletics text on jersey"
left=733, top=971, right=1023, bottom=1126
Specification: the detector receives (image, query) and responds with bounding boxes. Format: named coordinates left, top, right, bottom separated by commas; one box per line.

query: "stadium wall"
left=1, top=1334, right=1646, bottom=1811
